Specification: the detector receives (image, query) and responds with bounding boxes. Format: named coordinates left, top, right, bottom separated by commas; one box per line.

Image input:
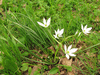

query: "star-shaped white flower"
left=81, top=24, right=92, bottom=35
left=64, top=44, right=78, bottom=59
left=37, top=18, right=51, bottom=28
left=53, top=29, right=64, bottom=39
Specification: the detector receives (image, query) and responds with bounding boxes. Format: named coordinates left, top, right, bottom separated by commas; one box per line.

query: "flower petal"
left=81, top=24, right=83, bottom=31
left=75, top=30, right=78, bottom=35
left=37, top=22, right=45, bottom=27
left=86, top=27, right=92, bottom=32
left=68, top=45, right=72, bottom=51
left=69, top=53, right=76, bottom=57
left=59, top=35, right=62, bottom=37
left=55, top=30, right=57, bottom=34
left=43, top=18, right=46, bottom=24
left=60, top=29, right=64, bottom=35
left=53, top=35, right=58, bottom=39
left=64, top=44, right=67, bottom=52
left=78, top=32, right=81, bottom=36
left=66, top=54, right=70, bottom=59
left=47, top=17, right=51, bottom=26
left=84, top=32, right=88, bottom=35
left=70, top=48, right=78, bottom=53
left=57, top=29, right=59, bottom=33
left=84, top=25, right=87, bottom=30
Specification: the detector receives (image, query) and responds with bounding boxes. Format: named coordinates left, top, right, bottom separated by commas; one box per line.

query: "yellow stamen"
left=45, top=24, right=47, bottom=26
left=66, top=51, right=69, bottom=54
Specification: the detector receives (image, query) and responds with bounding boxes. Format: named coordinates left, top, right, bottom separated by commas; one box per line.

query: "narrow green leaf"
left=0, top=56, right=3, bottom=63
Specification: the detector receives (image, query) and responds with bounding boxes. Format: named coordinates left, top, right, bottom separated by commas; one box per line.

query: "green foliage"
left=21, top=52, right=29, bottom=56
left=98, top=55, right=100, bottom=59
left=43, top=65, right=48, bottom=70
left=0, top=56, right=3, bottom=63
left=34, top=70, right=41, bottom=75
left=20, top=63, right=28, bottom=71
left=0, top=0, right=100, bottom=74
left=64, top=66, right=72, bottom=71
left=28, top=67, right=32, bottom=75
left=49, top=67, right=59, bottom=74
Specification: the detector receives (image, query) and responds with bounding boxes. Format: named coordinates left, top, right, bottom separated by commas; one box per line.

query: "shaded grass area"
left=0, top=0, right=100, bottom=75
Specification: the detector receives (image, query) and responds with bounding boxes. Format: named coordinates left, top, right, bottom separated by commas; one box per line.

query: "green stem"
left=61, top=35, right=74, bottom=43
left=76, top=42, right=100, bottom=54
left=47, top=29, right=60, bottom=44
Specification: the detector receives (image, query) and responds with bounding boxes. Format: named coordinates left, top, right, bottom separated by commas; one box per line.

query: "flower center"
left=45, top=24, right=47, bottom=26
left=57, top=34, right=59, bottom=37
left=83, top=30, right=85, bottom=32
left=57, top=33, right=60, bottom=37
left=66, top=51, right=69, bottom=54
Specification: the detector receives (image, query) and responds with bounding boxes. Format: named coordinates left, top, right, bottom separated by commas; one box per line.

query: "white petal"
left=64, top=44, right=67, bottom=52
left=70, top=48, right=78, bottom=53
left=37, top=22, right=45, bottom=27
left=60, top=29, right=64, bottom=35
left=69, top=53, right=76, bottom=57
left=78, top=32, right=81, bottom=36
left=75, top=30, right=78, bottom=35
left=85, top=31, right=90, bottom=33
left=59, top=35, right=62, bottom=37
left=43, top=18, right=46, bottom=24
left=53, top=35, right=58, bottom=39
left=84, top=25, right=87, bottom=30
left=81, top=24, right=83, bottom=31
left=66, top=54, right=70, bottom=59
left=84, top=32, right=88, bottom=35
left=55, top=30, right=57, bottom=34
left=68, top=45, right=72, bottom=51
left=57, top=29, right=59, bottom=33
left=86, top=27, right=92, bottom=31
left=47, top=18, right=51, bottom=26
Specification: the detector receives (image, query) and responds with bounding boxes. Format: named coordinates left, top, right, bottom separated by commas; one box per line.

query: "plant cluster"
left=37, top=17, right=92, bottom=60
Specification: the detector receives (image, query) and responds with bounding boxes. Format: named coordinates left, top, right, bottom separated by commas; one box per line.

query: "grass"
left=0, top=0, right=100, bottom=75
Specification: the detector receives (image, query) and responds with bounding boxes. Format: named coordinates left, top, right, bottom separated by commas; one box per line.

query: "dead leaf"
left=23, top=4, right=26, bottom=8
left=86, top=51, right=96, bottom=57
left=60, top=70, right=67, bottom=75
left=76, top=40, right=87, bottom=49
left=48, top=65, right=52, bottom=69
left=59, top=50, right=65, bottom=56
left=59, top=57, right=72, bottom=66
left=95, top=16, right=100, bottom=22
left=30, top=64, right=41, bottom=75
left=72, top=58, right=84, bottom=74
left=98, top=59, right=100, bottom=64
left=48, top=46, right=55, bottom=53
left=67, top=72, right=75, bottom=75
left=0, top=66, right=4, bottom=70
left=0, top=0, right=2, bottom=5
left=49, top=73, right=59, bottom=75
left=58, top=4, right=63, bottom=11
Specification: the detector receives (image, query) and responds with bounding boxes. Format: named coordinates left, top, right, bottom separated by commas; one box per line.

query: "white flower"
left=75, top=30, right=81, bottom=37
left=75, top=30, right=78, bottom=35
left=64, top=44, right=78, bottom=59
left=81, top=24, right=92, bottom=35
left=53, top=29, right=64, bottom=39
left=37, top=17, right=51, bottom=27
left=78, top=32, right=81, bottom=36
